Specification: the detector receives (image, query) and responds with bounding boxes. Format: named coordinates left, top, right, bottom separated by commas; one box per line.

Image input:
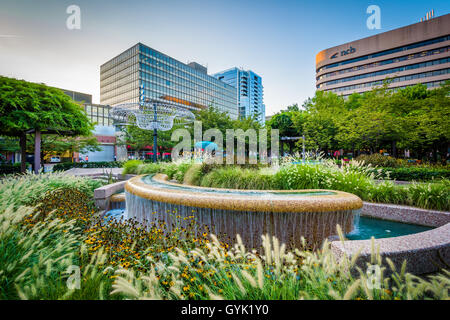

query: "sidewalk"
left=64, top=167, right=123, bottom=177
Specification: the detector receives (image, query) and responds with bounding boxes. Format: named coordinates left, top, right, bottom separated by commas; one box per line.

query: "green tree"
left=0, top=76, right=94, bottom=172
left=266, top=104, right=299, bottom=137
left=191, top=106, right=235, bottom=136
left=118, top=124, right=180, bottom=158
left=404, top=82, right=450, bottom=162
left=302, top=91, right=345, bottom=153
left=41, top=135, right=102, bottom=161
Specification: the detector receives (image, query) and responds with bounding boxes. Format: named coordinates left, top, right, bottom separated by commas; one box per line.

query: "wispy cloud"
left=0, top=34, right=23, bottom=38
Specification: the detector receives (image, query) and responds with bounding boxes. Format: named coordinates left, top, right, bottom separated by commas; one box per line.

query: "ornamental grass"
left=0, top=173, right=448, bottom=300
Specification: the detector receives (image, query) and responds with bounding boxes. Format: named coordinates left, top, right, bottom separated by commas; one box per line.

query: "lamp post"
left=144, top=98, right=158, bottom=163
left=152, top=101, right=158, bottom=163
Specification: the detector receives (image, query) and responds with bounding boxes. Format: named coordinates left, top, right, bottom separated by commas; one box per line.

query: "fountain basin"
left=125, top=174, right=363, bottom=249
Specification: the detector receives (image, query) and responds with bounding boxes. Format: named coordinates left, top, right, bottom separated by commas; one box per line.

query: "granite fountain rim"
left=124, top=173, right=363, bottom=213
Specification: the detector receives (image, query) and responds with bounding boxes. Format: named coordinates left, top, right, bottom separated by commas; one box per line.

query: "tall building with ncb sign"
left=316, top=13, right=450, bottom=96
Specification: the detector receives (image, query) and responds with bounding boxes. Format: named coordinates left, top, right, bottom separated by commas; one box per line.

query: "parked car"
left=49, top=156, right=61, bottom=163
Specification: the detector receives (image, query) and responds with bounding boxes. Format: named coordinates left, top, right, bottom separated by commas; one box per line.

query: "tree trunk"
left=34, top=130, right=41, bottom=174
left=392, top=141, right=397, bottom=158
left=20, top=133, right=27, bottom=173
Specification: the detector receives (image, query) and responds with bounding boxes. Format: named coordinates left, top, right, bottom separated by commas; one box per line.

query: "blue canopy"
left=194, top=141, right=219, bottom=151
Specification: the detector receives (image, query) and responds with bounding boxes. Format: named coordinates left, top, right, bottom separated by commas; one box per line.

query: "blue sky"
left=0, top=0, right=449, bottom=115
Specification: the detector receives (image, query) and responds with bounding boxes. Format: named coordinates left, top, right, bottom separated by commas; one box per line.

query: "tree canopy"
left=267, top=82, right=450, bottom=161
left=0, top=76, right=95, bottom=171
left=0, top=76, right=93, bottom=137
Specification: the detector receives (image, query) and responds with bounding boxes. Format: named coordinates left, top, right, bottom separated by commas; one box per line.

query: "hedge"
left=53, top=161, right=125, bottom=171
left=0, top=164, right=21, bottom=175
left=372, top=167, right=450, bottom=181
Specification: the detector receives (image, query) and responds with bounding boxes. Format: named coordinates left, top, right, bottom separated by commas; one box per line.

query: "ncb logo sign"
left=330, top=46, right=356, bottom=59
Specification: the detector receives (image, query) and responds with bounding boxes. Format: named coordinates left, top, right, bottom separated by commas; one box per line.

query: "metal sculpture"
left=109, top=99, right=195, bottom=161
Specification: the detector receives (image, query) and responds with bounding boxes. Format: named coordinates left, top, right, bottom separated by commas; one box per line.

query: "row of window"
left=317, top=35, right=449, bottom=72
left=139, top=78, right=236, bottom=115
left=101, top=80, right=139, bottom=103
left=325, top=68, right=450, bottom=93
left=100, top=59, right=139, bottom=105
left=318, top=57, right=449, bottom=88
left=100, top=44, right=138, bottom=75
left=102, top=89, right=139, bottom=107
left=101, top=54, right=138, bottom=84
left=84, top=105, right=114, bottom=126
left=340, top=80, right=447, bottom=98
left=139, top=72, right=236, bottom=112
left=138, top=63, right=235, bottom=105
left=317, top=47, right=449, bottom=80
left=101, top=69, right=137, bottom=95
left=138, top=46, right=235, bottom=94
left=138, top=86, right=238, bottom=117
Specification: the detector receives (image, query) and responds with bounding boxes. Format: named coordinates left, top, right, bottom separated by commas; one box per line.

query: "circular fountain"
left=125, top=174, right=363, bottom=249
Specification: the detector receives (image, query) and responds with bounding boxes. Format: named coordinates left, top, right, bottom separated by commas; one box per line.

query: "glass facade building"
left=80, top=104, right=117, bottom=162
left=60, top=89, right=92, bottom=104
left=316, top=14, right=450, bottom=97
left=100, top=43, right=238, bottom=119
left=213, top=68, right=265, bottom=124
left=57, top=87, right=117, bottom=162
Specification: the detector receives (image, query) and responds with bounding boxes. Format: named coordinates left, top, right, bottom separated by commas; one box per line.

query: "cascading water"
left=123, top=174, right=363, bottom=250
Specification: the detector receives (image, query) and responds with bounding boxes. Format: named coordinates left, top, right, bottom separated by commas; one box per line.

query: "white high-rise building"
left=213, top=68, right=265, bottom=124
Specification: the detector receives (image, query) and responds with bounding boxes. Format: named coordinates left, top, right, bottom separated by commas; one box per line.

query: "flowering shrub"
left=191, top=161, right=449, bottom=211
left=110, top=232, right=450, bottom=300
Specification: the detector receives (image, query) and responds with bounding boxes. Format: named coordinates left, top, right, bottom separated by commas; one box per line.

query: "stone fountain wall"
left=126, top=192, right=355, bottom=250
left=124, top=174, right=362, bottom=250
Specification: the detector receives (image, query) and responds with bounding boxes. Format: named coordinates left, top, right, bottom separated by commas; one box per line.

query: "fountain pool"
left=123, top=174, right=363, bottom=249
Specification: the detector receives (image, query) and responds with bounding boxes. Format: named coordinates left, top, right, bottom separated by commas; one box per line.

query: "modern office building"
left=78, top=103, right=118, bottom=162
left=60, top=89, right=92, bottom=104
left=316, top=13, right=450, bottom=97
left=100, top=43, right=239, bottom=119
left=57, top=88, right=118, bottom=162
left=213, top=68, right=265, bottom=123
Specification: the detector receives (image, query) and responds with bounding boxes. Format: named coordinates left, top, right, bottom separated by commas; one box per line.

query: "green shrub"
left=0, top=172, right=102, bottom=210
left=365, top=182, right=408, bottom=205
left=356, top=154, right=400, bottom=168
left=374, top=167, right=450, bottom=181
left=53, top=161, right=125, bottom=171
left=274, top=163, right=374, bottom=197
left=122, top=160, right=143, bottom=174
left=406, top=180, right=450, bottom=211
left=0, top=173, right=110, bottom=300
left=189, top=162, right=449, bottom=211
left=136, top=162, right=165, bottom=175
left=200, top=166, right=276, bottom=190
left=0, top=164, right=21, bottom=175
left=162, top=162, right=179, bottom=180
left=173, top=161, right=194, bottom=183
left=183, top=164, right=203, bottom=185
